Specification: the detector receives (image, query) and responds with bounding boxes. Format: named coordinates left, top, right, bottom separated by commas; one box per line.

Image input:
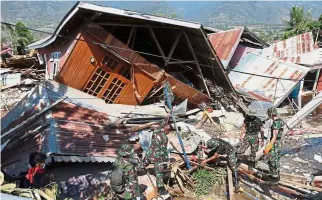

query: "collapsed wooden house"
left=1, top=80, right=169, bottom=178
left=27, top=2, right=239, bottom=107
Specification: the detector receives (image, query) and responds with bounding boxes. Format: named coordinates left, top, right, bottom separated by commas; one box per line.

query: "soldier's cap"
left=247, top=109, right=258, bottom=116
left=267, top=107, right=278, bottom=116
left=206, top=139, right=219, bottom=149
left=118, top=144, right=134, bottom=157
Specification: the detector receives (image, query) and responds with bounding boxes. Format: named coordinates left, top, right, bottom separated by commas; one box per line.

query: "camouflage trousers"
left=238, top=134, right=259, bottom=163
left=117, top=174, right=140, bottom=200
left=227, top=151, right=239, bottom=173
left=154, top=161, right=165, bottom=188
left=268, top=140, right=282, bottom=177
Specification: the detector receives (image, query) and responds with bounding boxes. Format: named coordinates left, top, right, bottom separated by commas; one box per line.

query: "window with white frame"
left=49, top=52, right=61, bottom=80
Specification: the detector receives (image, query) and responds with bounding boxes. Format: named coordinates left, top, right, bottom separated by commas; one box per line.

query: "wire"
left=2, top=21, right=322, bottom=83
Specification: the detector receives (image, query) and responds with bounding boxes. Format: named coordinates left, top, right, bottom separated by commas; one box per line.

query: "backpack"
left=110, top=165, right=125, bottom=194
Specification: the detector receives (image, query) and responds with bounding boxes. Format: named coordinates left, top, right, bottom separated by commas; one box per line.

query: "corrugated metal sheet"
left=248, top=101, right=274, bottom=118
left=261, top=32, right=319, bottom=65
left=51, top=101, right=141, bottom=157
left=229, top=53, right=310, bottom=106
left=53, top=155, right=116, bottom=163
left=208, top=28, right=244, bottom=68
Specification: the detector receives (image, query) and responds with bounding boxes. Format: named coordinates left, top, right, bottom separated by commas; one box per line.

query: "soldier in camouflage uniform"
left=238, top=110, right=264, bottom=168
left=265, top=107, right=284, bottom=184
left=201, top=138, right=241, bottom=191
left=112, top=144, right=140, bottom=200
left=142, top=123, right=172, bottom=196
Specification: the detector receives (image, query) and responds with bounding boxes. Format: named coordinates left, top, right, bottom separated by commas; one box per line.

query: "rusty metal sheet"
left=229, top=53, right=310, bottom=106
left=261, top=32, right=318, bottom=65
left=51, top=101, right=141, bottom=157
left=208, top=28, right=244, bottom=68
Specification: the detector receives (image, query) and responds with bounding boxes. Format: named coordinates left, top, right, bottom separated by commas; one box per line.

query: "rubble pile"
left=1, top=2, right=322, bottom=200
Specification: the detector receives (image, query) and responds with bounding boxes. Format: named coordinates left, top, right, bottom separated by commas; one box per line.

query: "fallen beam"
left=227, top=166, right=235, bottom=200
left=1, top=97, right=66, bottom=140
left=239, top=169, right=305, bottom=199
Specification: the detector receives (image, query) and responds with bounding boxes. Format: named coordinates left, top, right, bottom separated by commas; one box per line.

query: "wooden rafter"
left=182, top=31, right=211, bottom=97
left=148, top=26, right=167, bottom=64
left=165, top=31, right=182, bottom=66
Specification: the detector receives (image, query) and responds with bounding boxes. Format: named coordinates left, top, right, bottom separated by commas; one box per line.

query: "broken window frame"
left=82, top=55, right=131, bottom=103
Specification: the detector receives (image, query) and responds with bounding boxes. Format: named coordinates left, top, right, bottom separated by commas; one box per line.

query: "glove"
left=263, top=143, right=273, bottom=155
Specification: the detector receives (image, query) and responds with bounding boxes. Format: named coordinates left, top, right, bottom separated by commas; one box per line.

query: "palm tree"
left=282, top=6, right=314, bottom=39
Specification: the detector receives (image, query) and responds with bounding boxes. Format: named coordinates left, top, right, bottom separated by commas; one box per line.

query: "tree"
left=282, top=6, right=321, bottom=40
left=1, top=21, right=34, bottom=55
left=15, top=22, right=34, bottom=54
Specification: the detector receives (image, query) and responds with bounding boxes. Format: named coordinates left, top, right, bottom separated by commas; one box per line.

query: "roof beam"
left=96, top=22, right=180, bottom=29
left=127, top=27, right=135, bottom=46
left=168, top=60, right=196, bottom=65
left=148, top=26, right=167, bottom=64
left=84, top=12, right=102, bottom=25
left=165, top=31, right=182, bottom=66
left=183, top=31, right=211, bottom=97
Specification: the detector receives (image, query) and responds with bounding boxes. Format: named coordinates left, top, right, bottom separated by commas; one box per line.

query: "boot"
left=158, top=187, right=171, bottom=200
left=266, top=175, right=280, bottom=186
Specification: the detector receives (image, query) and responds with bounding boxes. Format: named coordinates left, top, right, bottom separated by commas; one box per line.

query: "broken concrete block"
left=292, top=157, right=308, bottom=164
left=314, top=154, right=322, bottom=163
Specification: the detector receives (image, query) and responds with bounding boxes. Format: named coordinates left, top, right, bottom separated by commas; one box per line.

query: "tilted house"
left=28, top=2, right=238, bottom=106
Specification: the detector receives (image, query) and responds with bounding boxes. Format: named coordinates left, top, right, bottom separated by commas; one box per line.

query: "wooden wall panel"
left=116, top=68, right=155, bottom=105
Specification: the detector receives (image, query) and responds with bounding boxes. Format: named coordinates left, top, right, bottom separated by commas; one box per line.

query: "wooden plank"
left=227, top=166, right=235, bottom=200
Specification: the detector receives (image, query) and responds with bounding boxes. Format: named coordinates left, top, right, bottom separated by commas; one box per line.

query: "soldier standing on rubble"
left=200, top=138, right=241, bottom=192
left=141, top=121, right=173, bottom=198
left=111, top=144, right=141, bottom=200
left=264, top=107, right=284, bottom=184
left=238, top=110, right=264, bottom=169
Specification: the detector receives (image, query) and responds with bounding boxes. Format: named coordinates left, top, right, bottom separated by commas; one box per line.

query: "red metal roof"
left=208, top=28, right=244, bottom=68
left=51, top=101, right=141, bottom=157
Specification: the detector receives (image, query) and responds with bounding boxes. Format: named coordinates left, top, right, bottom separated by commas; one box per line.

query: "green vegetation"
left=192, top=168, right=226, bottom=196
left=282, top=6, right=322, bottom=40
left=1, top=21, right=34, bottom=54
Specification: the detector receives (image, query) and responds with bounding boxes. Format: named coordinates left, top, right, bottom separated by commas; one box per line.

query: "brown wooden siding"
left=56, top=30, right=155, bottom=105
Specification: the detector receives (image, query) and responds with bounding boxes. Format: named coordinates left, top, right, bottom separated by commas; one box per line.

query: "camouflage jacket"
left=244, top=116, right=263, bottom=135
left=270, top=118, right=284, bottom=140
left=114, top=157, right=140, bottom=199
left=143, top=129, right=168, bottom=164
left=207, top=138, right=236, bottom=157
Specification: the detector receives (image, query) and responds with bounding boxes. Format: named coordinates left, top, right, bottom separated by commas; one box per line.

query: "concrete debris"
left=2, top=2, right=322, bottom=200
left=292, top=157, right=309, bottom=164
left=314, top=154, right=322, bottom=163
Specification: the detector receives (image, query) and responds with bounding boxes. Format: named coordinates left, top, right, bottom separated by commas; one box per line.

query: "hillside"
left=1, top=1, right=322, bottom=39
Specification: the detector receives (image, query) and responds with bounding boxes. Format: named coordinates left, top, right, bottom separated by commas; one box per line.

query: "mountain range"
left=1, top=1, right=322, bottom=38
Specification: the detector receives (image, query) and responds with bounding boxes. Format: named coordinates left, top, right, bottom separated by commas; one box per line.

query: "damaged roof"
left=27, top=1, right=236, bottom=95
left=207, top=27, right=269, bottom=69
left=28, top=2, right=201, bottom=50
left=261, top=32, right=321, bottom=66
left=229, top=53, right=310, bottom=106
left=1, top=80, right=168, bottom=177
left=208, top=28, right=244, bottom=68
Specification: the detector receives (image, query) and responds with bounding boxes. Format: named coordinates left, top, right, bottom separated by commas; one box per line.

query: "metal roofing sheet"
left=208, top=28, right=244, bottom=69
left=248, top=101, right=274, bottom=118
left=53, top=155, right=116, bottom=163
left=28, top=2, right=201, bottom=49
left=229, top=53, right=310, bottom=106
left=261, top=32, right=320, bottom=66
